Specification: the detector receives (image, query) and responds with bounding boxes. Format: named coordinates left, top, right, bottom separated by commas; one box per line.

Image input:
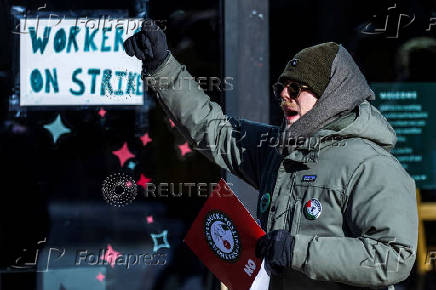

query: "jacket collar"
left=277, top=109, right=357, bottom=163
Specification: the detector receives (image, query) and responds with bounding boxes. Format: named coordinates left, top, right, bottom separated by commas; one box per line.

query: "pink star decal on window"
left=98, top=108, right=107, bottom=118
left=140, top=133, right=152, bottom=146
left=96, top=272, right=105, bottom=282
left=178, top=142, right=192, bottom=157
left=100, top=244, right=121, bottom=268
left=169, top=118, right=175, bottom=128
left=146, top=215, right=154, bottom=224
left=112, top=142, right=135, bottom=167
left=137, top=173, right=152, bottom=189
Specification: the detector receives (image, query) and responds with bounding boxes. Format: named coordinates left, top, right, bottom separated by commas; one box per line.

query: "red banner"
left=184, top=179, right=266, bottom=290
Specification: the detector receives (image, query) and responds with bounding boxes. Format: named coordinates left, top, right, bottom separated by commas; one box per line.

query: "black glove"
left=255, top=230, right=295, bottom=276
left=123, top=19, right=170, bottom=74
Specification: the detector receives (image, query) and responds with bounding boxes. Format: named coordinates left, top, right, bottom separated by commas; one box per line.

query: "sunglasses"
left=272, top=81, right=310, bottom=101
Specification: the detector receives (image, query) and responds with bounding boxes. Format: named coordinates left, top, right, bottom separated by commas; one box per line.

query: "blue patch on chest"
left=302, top=175, right=317, bottom=182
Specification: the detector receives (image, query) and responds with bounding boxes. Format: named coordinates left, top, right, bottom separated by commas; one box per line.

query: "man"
left=124, top=21, right=418, bottom=290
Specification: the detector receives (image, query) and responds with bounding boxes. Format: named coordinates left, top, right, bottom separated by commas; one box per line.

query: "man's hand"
left=255, top=230, right=295, bottom=276
left=123, top=19, right=170, bottom=74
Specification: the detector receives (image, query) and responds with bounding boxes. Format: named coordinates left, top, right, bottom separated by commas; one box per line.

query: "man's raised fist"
left=123, top=19, right=170, bottom=74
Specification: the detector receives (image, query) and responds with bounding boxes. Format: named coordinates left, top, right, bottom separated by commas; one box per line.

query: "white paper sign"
left=20, top=18, right=144, bottom=106
left=250, top=259, right=270, bottom=290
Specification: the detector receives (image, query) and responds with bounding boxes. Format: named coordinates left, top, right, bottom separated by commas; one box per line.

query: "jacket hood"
left=279, top=101, right=397, bottom=163
left=316, top=100, right=397, bottom=152
left=281, top=44, right=377, bottom=140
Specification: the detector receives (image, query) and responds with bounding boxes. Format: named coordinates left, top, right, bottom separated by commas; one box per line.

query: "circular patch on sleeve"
left=303, top=198, right=322, bottom=220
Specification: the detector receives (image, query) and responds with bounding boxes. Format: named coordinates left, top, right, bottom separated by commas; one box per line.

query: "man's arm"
left=291, top=155, right=418, bottom=288
left=124, top=21, right=276, bottom=189
left=144, top=53, right=275, bottom=190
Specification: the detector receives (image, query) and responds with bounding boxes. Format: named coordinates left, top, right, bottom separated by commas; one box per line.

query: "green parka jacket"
left=144, top=53, right=418, bottom=290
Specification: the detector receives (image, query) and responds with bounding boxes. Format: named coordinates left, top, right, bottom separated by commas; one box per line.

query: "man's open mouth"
left=283, top=107, right=299, bottom=117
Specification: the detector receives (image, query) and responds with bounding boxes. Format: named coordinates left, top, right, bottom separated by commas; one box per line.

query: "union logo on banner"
left=184, top=179, right=267, bottom=290
left=204, top=210, right=241, bottom=262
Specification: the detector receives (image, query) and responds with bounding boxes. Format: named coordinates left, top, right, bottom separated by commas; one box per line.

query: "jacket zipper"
left=287, top=173, right=302, bottom=235
left=286, top=173, right=296, bottom=231
left=290, top=199, right=302, bottom=235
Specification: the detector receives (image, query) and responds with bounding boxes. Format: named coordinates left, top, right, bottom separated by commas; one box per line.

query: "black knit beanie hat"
left=278, top=42, right=340, bottom=98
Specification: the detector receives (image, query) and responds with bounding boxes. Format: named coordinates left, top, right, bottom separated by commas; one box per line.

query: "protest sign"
left=184, top=179, right=267, bottom=290
left=20, top=18, right=143, bottom=106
